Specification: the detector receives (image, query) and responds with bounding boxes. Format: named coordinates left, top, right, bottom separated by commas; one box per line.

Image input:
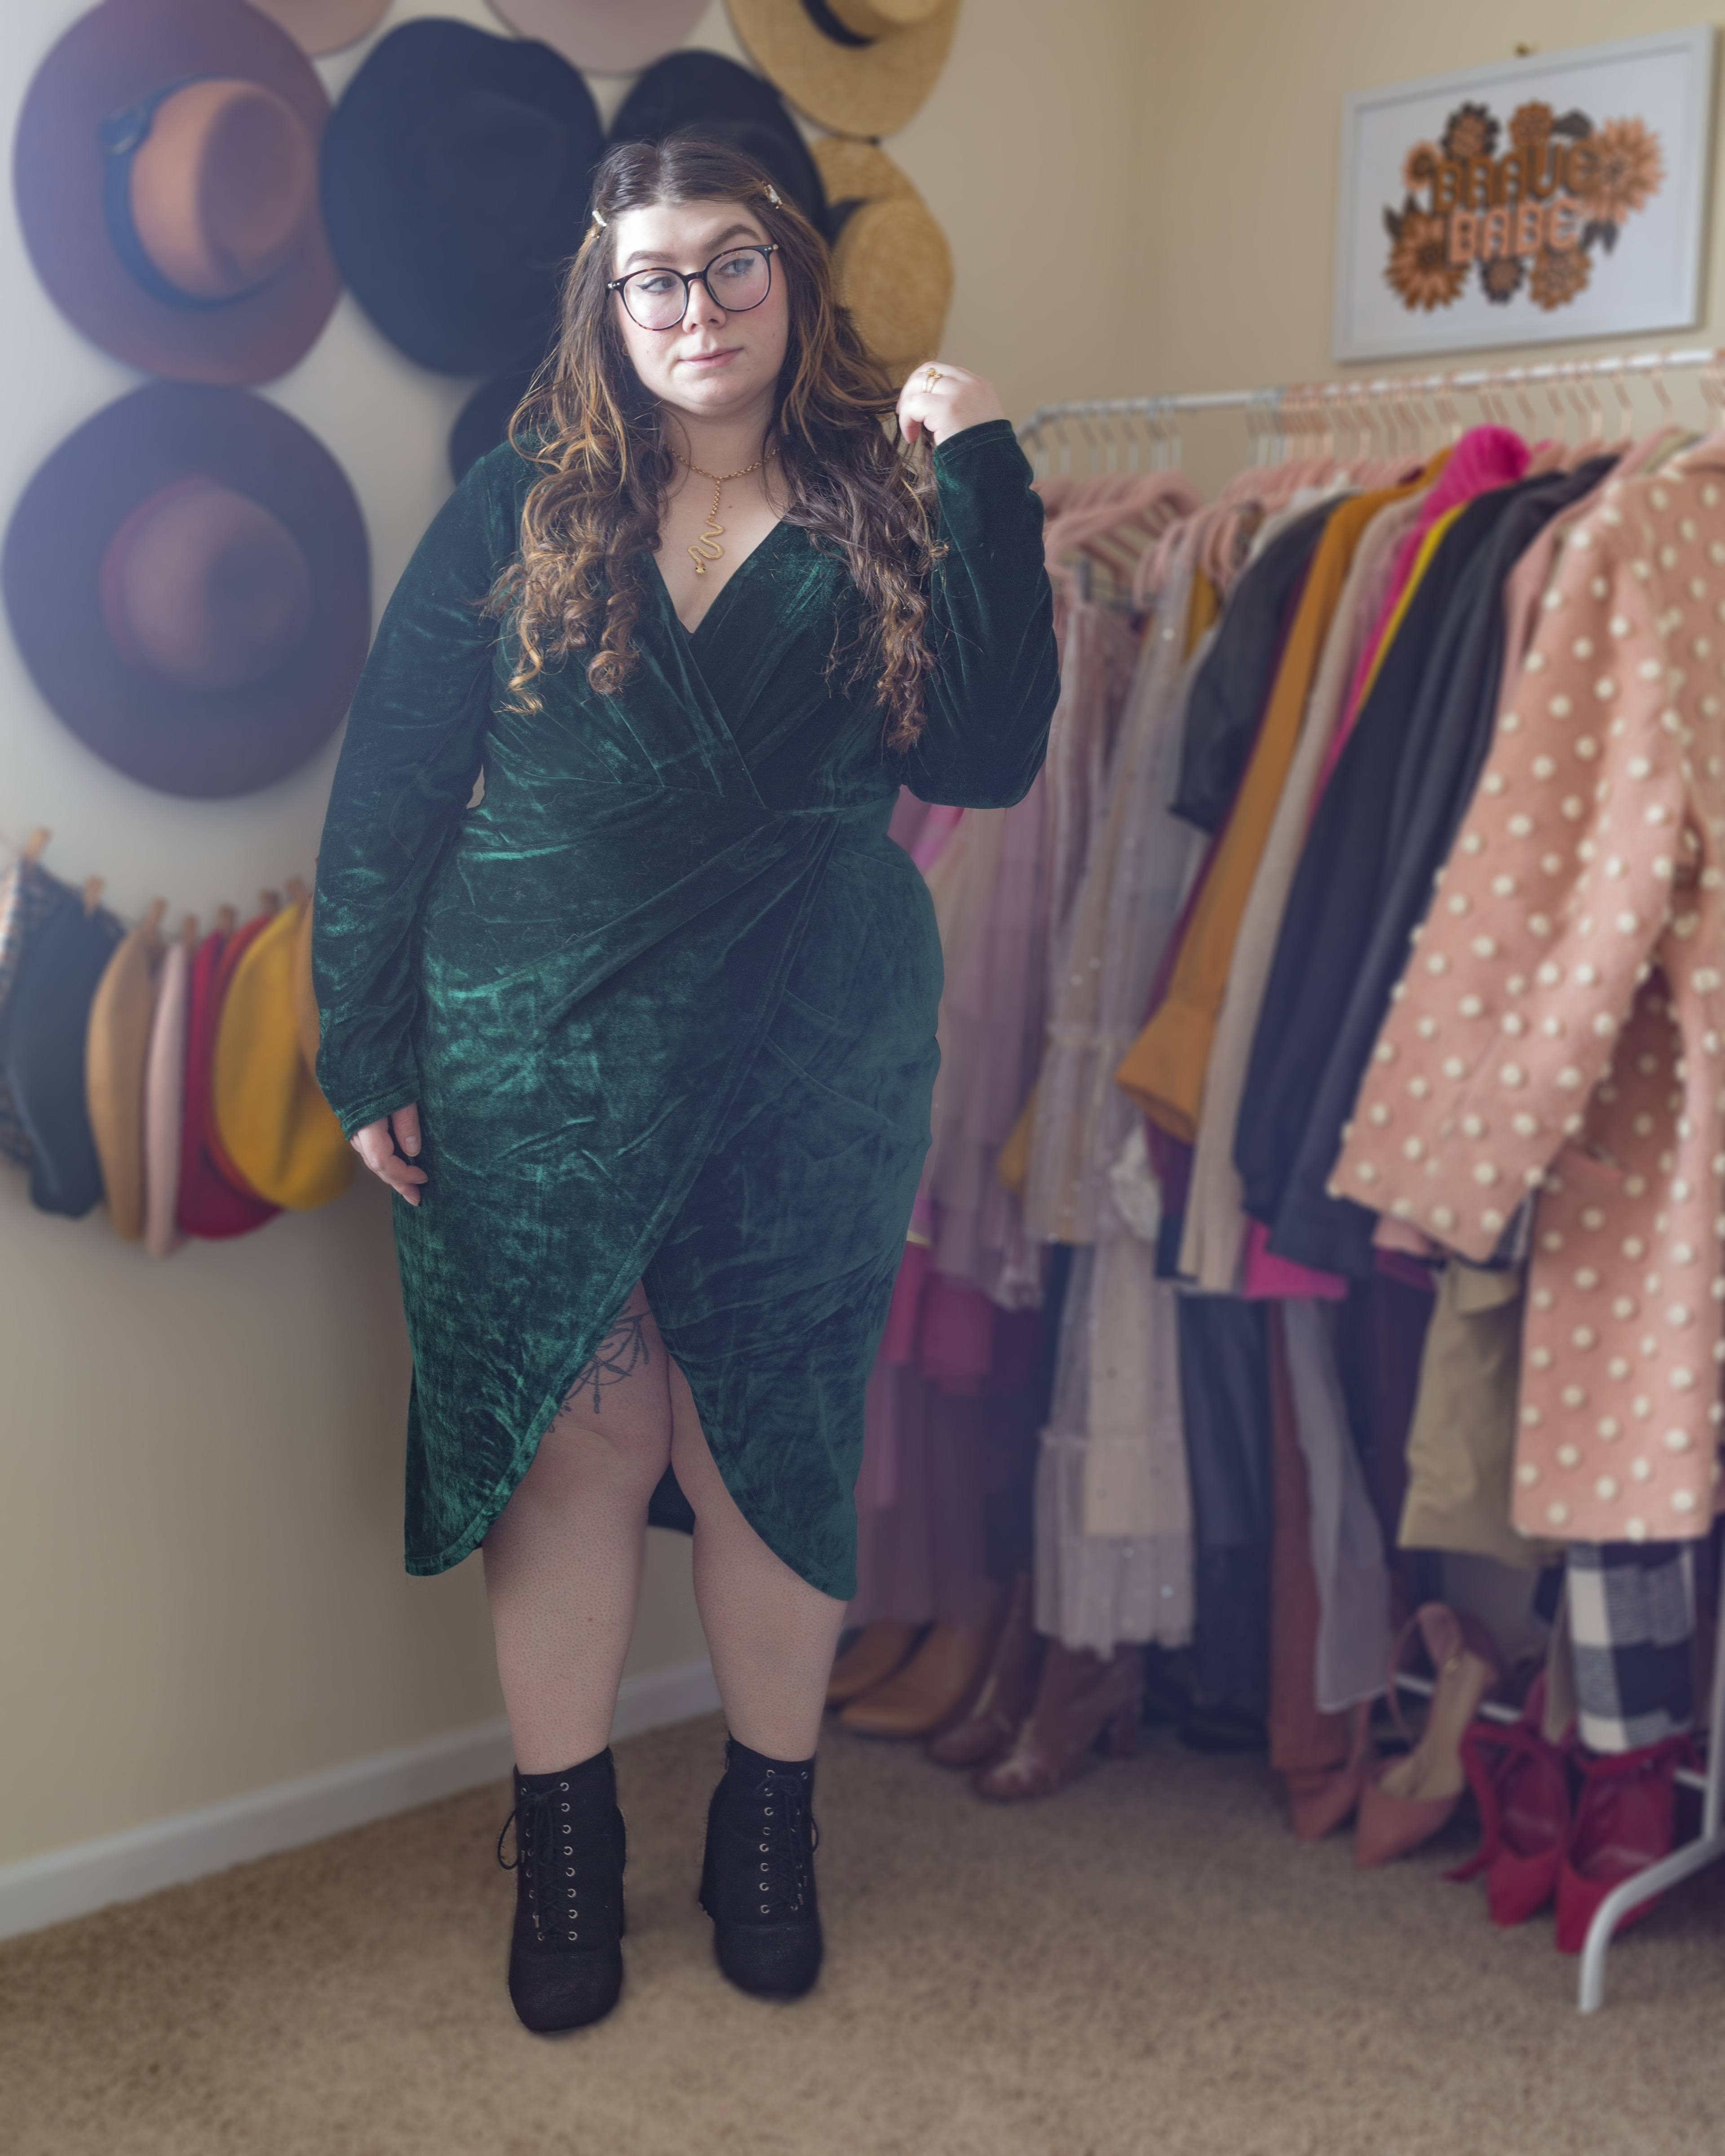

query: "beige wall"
left=0, top=0, right=1154, bottom=1873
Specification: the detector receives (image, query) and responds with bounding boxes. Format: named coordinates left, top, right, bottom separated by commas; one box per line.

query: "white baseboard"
left=0, top=1655, right=720, bottom=1943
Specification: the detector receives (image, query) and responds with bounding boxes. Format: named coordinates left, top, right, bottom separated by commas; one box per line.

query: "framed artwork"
left=1333, top=28, right=1716, bottom=363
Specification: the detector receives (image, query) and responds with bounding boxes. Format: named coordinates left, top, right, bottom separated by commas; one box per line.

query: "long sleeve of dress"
left=314, top=451, right=522, bottom=1137
left=900, top=420, right=1059, bottom=808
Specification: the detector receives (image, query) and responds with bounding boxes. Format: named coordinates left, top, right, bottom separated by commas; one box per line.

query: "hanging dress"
left=312, top=420, right=1059, bottom=1599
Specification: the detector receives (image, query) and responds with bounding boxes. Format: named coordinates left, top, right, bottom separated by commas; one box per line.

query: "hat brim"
left=321, top=19, right=603, bottom=376
left=727, top=0, right=960, bottom=139
left=486, top=0, right=709, bottom=74
left=248, top=0, right=392, bottom=58
left=608, top=51, right=830, bottom=236
left=3, top=384, right=371, bottom=801
left=811, top=137, right=952, bottom=383
left=14, top=0, right=341, bottom=386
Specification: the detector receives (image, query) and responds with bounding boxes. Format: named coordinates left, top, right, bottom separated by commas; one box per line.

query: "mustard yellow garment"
left=1115, top=477, right=1427, bottom=1141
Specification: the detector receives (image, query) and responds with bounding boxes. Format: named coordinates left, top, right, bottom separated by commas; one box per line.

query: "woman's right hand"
left=350, top=1104, right=429, bottom=1205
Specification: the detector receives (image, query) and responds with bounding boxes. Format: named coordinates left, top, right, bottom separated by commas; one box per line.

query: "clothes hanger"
left=81, top=875, right=104, bottom=915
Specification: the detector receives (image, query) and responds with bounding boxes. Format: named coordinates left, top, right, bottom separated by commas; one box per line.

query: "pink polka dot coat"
left=1331, top=443, right=1725, bottom=1547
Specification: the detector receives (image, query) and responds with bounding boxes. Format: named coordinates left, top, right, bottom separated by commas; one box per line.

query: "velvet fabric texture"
left=0, top=891, right=125, bottom=1216
left=313, top=420, right=1057, bottom=1595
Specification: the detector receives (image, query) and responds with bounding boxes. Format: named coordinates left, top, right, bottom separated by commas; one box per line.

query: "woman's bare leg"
left=669, top=1358, right=849, bottom=1760
left=482, top=1288, right=672, bottom=1773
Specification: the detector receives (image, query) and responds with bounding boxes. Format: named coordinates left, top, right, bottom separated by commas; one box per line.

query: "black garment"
left=1176, top=1295, right=1273, bottom=1719
left=1237, top=461, right=1613, bottom=1278
left=1171, top=502, right=1336, bottom=832
left=0, top=889, right=124, bottom=1217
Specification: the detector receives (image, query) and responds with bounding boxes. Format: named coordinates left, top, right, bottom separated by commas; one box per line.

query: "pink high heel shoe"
left=1354, top=1605, right=1503, bottom=1870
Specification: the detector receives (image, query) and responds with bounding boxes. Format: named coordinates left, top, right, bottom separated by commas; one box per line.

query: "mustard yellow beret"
left=85, top=904, right=166, bottom=1240
left=211, top=897, right=353, bottom=1210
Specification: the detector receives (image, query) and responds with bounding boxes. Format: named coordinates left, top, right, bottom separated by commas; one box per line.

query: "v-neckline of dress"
left=653, top=517, right=797, bottom=649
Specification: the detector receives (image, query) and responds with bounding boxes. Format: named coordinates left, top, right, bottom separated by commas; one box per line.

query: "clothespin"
left=180, top=913, right=199, bottom=948
left=257, top=887, right=280, bottom=914
left=284, top=875, right=309, bottom=906
left=81, top=875, right=105, bottom=915
left=141, top=896, right=168, bottom=945
left=22, top=827, right=49, bottom=865
left=215, top=903, right=237, bottom=937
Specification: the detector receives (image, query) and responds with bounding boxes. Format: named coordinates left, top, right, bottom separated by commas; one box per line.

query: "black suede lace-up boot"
left=699, top=1739, right=823, bottom=1998
left=496, top=1747, right=625, bottom=2033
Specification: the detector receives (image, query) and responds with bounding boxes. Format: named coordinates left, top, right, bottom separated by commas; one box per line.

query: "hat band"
left=101, top=80, right=269, bottom=313
left=798, top=0, right=876, bottom=49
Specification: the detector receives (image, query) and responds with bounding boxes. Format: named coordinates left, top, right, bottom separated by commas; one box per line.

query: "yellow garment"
left=1115, top=478, right=1427, bottom=1140
left=1184, top=569, right=1220, bottom=657
left=84, top=912, right=164, bottom=1241
left=212, top=898, right=354, bottom=1211
left=995, top=1081, right=1038, bottom=1197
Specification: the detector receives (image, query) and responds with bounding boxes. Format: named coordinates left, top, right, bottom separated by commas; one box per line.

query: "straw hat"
left=14, top=0, right=340, bottom=385
left=812, top=137, right=951, bottom=384
left=726, top=0, right=961, bottom=138
left=212, top=899, right=354, bottom=1211
left=487, top=0, right=708, bottom=74
left=85, top=901, right=168, bottom=1242
left=247, top=0, right=391, bottom=57
left=3, top=383, right=370, bottom=800
left=321, top=18, right=602, bottom=376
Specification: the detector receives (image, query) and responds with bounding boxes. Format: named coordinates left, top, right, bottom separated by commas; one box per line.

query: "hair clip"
left=764, top=183, right=782, bottom=206
left=590, top=206, right=608, bottom=230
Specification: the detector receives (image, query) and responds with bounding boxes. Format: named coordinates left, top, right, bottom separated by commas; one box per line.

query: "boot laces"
left=497, top=1780, right=585, bottom=1945
left=746, top=1766, right=819, bottom=1918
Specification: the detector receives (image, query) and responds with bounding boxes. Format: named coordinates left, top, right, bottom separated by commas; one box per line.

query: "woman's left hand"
left=897, top=362, right=1006, bottom=448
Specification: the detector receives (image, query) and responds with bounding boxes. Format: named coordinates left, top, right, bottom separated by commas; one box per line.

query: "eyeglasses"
left=606, top=244, right=778, bottom=332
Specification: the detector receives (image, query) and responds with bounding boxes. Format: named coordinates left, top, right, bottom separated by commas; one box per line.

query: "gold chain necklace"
left=672, top=448, right=774, bottom=576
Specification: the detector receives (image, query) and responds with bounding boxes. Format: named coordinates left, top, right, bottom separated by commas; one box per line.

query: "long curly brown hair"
left=488, top=133, right=941, bottom=751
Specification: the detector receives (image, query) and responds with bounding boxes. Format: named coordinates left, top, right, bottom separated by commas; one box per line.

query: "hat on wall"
left=725, top=0, right=961, bottom=140
left=246, top=0, right=392, bottom=57
left=609, top=51, right=830, bottom=234
left=0, top=852, right=70, bottom=1172
left=177, top=919, right=280, bottom=1239
left=0, top=889, right=126, bottom=1219
left=449, top=364, right=539, bottom=484
left=212, top=898, right=354, bottom=1211
left=13, top=0, right=341, bottom=386
left=3, top=383, right=370, bottom=802
left=321, top=18, right=603, bottom=376
left=812, top=137, right=951, bottom=384
left=486, top=0, right=708, bottom=75
left=85, top=900, right=168, bottom=1242
left=143, top=932, right=192, bottom=1259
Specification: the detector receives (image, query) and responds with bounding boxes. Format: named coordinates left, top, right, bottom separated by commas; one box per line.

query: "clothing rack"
left=1020, top=338, right=1725, bottom=2012
left=1017, top=344, right=1725, bottom=465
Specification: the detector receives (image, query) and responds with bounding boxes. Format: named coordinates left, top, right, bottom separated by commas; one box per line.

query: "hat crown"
left=122, top=78, right=316, bottom=301
left=427, top=86, right=573, bottom=235
left=101, top=477, right=314, bottom=694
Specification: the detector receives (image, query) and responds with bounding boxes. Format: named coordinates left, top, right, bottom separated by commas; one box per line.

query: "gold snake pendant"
left=688, top=475, right=726, bottom=576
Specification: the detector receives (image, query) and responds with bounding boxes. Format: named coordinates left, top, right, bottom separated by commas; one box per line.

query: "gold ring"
left=924, top=367, right=941, bottom=390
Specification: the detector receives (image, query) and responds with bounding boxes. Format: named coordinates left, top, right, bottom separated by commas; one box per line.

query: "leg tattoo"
left=566, top=1312, right=651, bottom=1414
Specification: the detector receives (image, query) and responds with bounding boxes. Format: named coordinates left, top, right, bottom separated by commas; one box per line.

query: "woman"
left=313, top=134, right=1057, bottom=2035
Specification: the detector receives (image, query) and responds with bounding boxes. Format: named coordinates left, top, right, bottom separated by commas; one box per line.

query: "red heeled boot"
left=1554, top=1734, right=1694, bottom=1955
left=1447, top=1675, right=1572, bottom=1926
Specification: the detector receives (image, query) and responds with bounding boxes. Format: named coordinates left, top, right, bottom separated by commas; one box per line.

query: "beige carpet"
left=3, top=1713, right=1721, bottom=2156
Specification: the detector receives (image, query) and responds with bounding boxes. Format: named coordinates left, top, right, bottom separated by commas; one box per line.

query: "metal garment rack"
left=1019, top=342, right=1725, bottom=2012
left=1015, top=344, right=1725, bottom=460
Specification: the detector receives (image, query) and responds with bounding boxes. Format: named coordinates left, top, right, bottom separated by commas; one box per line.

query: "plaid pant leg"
left=1565, top=1540, right=1695, bottom=1753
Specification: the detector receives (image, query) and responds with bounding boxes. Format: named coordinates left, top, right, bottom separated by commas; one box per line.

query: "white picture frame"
left=1333, top=28, right=1716, bottom=364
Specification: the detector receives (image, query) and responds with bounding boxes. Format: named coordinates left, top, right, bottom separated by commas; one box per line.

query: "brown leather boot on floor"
left=925, top=1573, right=1042, bottom=1770
left=838, top=1584, right=1008, bottom=1740
left=825, top=1620, right=922, bottom=1708
left=971, top=1640, right=1144, bottom=1801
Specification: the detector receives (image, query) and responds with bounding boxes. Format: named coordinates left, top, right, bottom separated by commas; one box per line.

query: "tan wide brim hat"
left=85, top=901, right=168, bottom=1242
left=211, top=898, right=353, bottom=1212
left=813, top=137, right=953, bottom=386
left=727, top=0, right=960, bottom=138
left=487, top=0, right=709, bottom=74
left=248, top=0, right=391, bottom=57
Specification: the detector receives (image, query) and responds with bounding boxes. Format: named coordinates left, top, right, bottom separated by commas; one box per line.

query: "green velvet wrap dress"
left=312, top=418, right=1057, bottom=1599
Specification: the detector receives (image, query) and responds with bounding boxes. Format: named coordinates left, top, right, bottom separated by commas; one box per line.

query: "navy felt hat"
left=320, top=18, right=603, bottom=376
left=0, top=889, right=125, bottom=1218
left=607, top=51, right=830, bottom=237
